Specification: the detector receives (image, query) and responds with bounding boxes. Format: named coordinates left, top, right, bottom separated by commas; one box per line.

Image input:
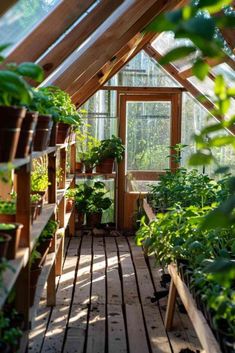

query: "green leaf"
left=192, top=59, right=210, bottom=81
left=0, top=70, right=32, bottom=105
left=144, top=14, right=176, bottom=32
left=182, top=17, right=216, bottom=41
left=0, top=43, right=11, bottom=53
left=208, top=135, right=235, bottom=147
left=159, top=46, right=197, bottom=65
left=16, top=62, right=44, bottom=83
left=196, top=0, right=233, bottom=14
left=215, top=14, right=235, bottom=28
left=214, top=75, right=226, bottom=96
left=189, top=151, right=213, bottom=166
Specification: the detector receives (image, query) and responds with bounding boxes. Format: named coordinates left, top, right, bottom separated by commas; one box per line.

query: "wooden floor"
left=29, top=233, right=202, bottom=353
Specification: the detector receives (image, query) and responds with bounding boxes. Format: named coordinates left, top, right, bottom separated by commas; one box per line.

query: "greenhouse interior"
left=0, top=1, right=235, bottom=352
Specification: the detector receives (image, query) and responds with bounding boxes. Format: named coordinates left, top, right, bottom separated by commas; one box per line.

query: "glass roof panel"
left=151, top=31, right=200, bottom=71
left=0, top=0, right=61, bottom=55
left=212, top=63, right=235, bottom=86
left=188, top=76, right=215, bottom=98
left=106, top=50, right=181, bottom=87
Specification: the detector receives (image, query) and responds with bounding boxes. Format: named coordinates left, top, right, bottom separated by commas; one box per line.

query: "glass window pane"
left=212, top=63, right=235, bottom=86
left=126, top=101, right=171, bottom=172
left=0, top=0, right=61, bottom=55
left=106, top=50, right=180, bottom=87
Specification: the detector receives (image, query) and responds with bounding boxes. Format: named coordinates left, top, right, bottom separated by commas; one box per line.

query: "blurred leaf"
left=204, top=258, right=235, bottom=274
left=196, top=0, right=233, bottom=14
left=189, top=151, right=213, bottom=166
left=214, top=75, right=226, bottom=96
left=0, top=43, right=11, bottom=53
left=192, top=59, right=210, bottom=80
left=215, top=14, right=235, bottom=28
left=215, top=166, right=230, bottom=174
left=159, top=46, right=197, bottom=65
left=16, top=62, right=44, bottom=83
left=208, top=135, right=235, bottom=147
left=182, top=17, right=216, bottom=40
left=144, top=14, right=176, bottom=32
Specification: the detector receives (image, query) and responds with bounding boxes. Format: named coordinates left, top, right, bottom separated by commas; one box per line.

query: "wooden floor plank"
left=107, top=304, right=127, bottom=353
left=125, top=304, right=149, bottom=353
left=106, top=249, right=122, bottom=305
left=91, top=237, right=106, bottom=305
left=86, top=304, right=106, bottom=353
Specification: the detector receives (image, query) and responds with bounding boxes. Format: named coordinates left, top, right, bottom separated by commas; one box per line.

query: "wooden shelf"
left=0, top=157, right=30, bottom=171
left=143, top=199, right=156, bottom=222
left=30, top=236, right=62, bottom=324
left=76, top=172, right=116, bottom=178
left=166, top=264, right=221, bottom=353
left=31, top=204, right=56, bottom=249
left=0, top=247, right=29, bottom=308
left=32, top=146, right=56, bottom=159
left=56, top=139, right=76, bottom=149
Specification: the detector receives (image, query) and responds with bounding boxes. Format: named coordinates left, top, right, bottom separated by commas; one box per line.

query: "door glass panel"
left=126, top=101, right=171, bottom=172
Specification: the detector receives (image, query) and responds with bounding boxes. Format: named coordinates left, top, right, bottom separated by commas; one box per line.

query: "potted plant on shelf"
left=0, top=233, right=11, bottom=259
left=31, top=159, right=50, bottom=203
left=29, top=247, right=42, bottom=307
left=36, top=86, right=82, bottom=145
left=76, top=128, right=100, bottom=173
left=30, top=193, right=42, bottom=222
left=0, top=223, right=23, bottom=260
left=95, top=135, right=125, bottom=173
left=0, top=196, right=16, bottom=223
left=0, top=46, right=44, bottom=161
left=36, top=220, right=58, bottom=259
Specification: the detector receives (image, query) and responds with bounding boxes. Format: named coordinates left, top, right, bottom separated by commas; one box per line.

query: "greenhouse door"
left=118, top=92, right=182, bottom=229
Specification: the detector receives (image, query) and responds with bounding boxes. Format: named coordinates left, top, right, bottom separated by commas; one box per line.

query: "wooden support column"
left=59, top=148, right=66, bottom=189
left=48, top=151, right=56, bottom=204
left=165, top=280, right=177, bottom=330
left=70, top=144, right=76, bottom=174
left=47, top=261, right=56, bottom=306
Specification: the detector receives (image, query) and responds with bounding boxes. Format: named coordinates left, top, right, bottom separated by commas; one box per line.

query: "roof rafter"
left=37, top=0, right=124, bottom=79
left=0, top=0, right=17, bottom=17
left=144, top=44, right=235, bottom=135
left=72, top=32, right=155, bottom=107
left=46, top=0, right=186, bottom=91
left=4, top=0, right=95, bottom=64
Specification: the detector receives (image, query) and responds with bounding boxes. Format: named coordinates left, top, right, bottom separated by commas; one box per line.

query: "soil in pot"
left=3, top=223, right=23, bottom=260
left=15, top=111, right=38, bottom=158
left=33, top=115, right=53, bottom=151
left=86, top=212, right=102, bottom=228
left=49, top=122, right=58, bottom=147
left=96, top=158, right=114, bottom=174
left=0, top=106, right=26, bottom=162
left=56, top=123, right=71, bottom=144
left=0, top=233, right=11, bottom=258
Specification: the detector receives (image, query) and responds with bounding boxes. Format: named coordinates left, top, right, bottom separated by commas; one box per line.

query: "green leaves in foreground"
left=0, top=70, right=32, bottom=105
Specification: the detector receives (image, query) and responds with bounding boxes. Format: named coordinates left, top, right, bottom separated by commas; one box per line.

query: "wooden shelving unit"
left=0, top=140, right=76, bottom=352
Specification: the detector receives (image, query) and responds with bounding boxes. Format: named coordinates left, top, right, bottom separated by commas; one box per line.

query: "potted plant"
left=76, top=130, right=100, bottom=173
left=0, top=223, right=23, bottom=260
left=31, top=159, right=50, bottom=203
left=36, top=86, right=82, bottom=145
left=36, top=220, right=58, bottom=259
left=29, top=247, right=42, bottom=307
left=95, top=135, right=125, bottom=173
left=0, top=47, right=44, bottom=161
left=15, top=110, right=38, bottom=158
left=30, top=193, right=42, bottom=222
left=65, top=188, right=76, bottom=213
left=0, top=198, right=16, bottom=223
left=0, top=233, right=11, bottom=259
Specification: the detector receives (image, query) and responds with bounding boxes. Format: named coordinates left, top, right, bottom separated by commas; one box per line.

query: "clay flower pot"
left=0, top=106, right=26, bottom=162
left=56, top=123, right=71, bottom=144
left=33, top=114, right=53, bottom=151
left=49, top=122, right=58, bottom=147
left=1, top=223, right=23, bottom=260
left=86, top=212, right=102, bottom=228
left=75, top=162, right=83, bottom=173
left=66, top=199, right=74, bottom=213
left=15, top=111, right=38, bottom=158
left=0, top=233, right=11, bottom=258
left=96, top=158, right=114, bottom=174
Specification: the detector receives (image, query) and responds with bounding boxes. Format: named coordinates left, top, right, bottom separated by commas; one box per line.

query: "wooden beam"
left=145, top=45, right=235, bottom=134
left=5, top=0, right=95, bottom=64
left=0, top=0, right=17, bottom=16
left=46, top=0, right=186, bottom=91
left=72, top=32, right=155, bottom=107
left=101, top=86, right=185, bottom=93
left=37, top=0, right=124, bottom=79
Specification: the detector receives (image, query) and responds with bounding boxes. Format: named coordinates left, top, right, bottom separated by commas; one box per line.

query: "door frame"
left=117, top=91, right=182, bottom=229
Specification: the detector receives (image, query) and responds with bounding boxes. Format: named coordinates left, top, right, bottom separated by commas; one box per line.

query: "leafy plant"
left=31, top=159, right=50, bottom=192
left=30, top=193, right=41, bottom=203
left=38, top=220, right=58, bottom=242
left=0, top=223, right=16, bottom=230
left=0, top=200, right=16, bottom=215
left=95, top=135, right=125, bottom=163
left=0, top=45, right=44, bottom=106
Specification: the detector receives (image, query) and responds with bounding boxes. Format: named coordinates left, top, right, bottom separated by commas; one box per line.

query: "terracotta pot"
left=86, top=212, right=102, bottom=228
left=66, top=199, right=74, bottom=213
left=85, top=165, right=93, bottom=173
left=0, top=340, right=11, bottom=353
left=49, top=122, right=58, bottom=147
left=96, top=158, right=114, bottom=174
left=0, top=214, right=16, bottom=223
left=15, top=111, right=38, bottom=158
left=33, top=114, right=53, bottom=151
left=3, top=223, right=23, bottom=260
left=30, top=266, right=42, bottom=306
left=0, top=106, right=26, bottom=162
left=75, top=162, right=83, bottom=173
left=56, top=123, right=71, bottom=144
left=77, top=212, right=84, bottom=228
left=31, top=203, right=38, bottom=223
left=0, top=233, right=11, bottom=258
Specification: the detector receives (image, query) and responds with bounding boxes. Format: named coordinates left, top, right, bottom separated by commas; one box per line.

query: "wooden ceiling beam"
left=4, top=0, right=95, bottom=64
left=0, top=0, right=17, bottom=17
left=72, top=32, right=155, bottom=107
left=46, top=0, right=185, bottom=91
left=145, top=44, right=235, bottom=134
left=37, top=0, right=124, bottom=79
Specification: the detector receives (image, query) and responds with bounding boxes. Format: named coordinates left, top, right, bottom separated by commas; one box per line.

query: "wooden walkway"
left=29, top=234, right=202, bottom=353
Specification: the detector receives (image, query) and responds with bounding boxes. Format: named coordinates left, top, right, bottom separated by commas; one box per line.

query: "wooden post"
left=48, top=151, right=57, bottom=204
left=47, top=261, right=56, bottom=306
left=70, top=144, right=76, bottom=174
left=59, top=148, right=66, bottom=189
left=55, top=238, right=64, bottom=276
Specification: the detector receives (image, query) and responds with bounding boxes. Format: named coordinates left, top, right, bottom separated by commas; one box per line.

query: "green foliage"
left=29, top=247, right=41, bottom=267
left=29, top=86, right=82, bottom=126
left=0, top=197, right=16, bottom=215
left=0, top=223, right=16, bottom=230
left=95, top=135, right=125, bottom=163
left=72, top=182, right=112, bottom=214
left=0, top=310, right=23, bottom=348
left=31, top=160, right=50, bottom=192
left=30, top=193, right=41, bottom=203
left=39, top=220, right=58, bottom=242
